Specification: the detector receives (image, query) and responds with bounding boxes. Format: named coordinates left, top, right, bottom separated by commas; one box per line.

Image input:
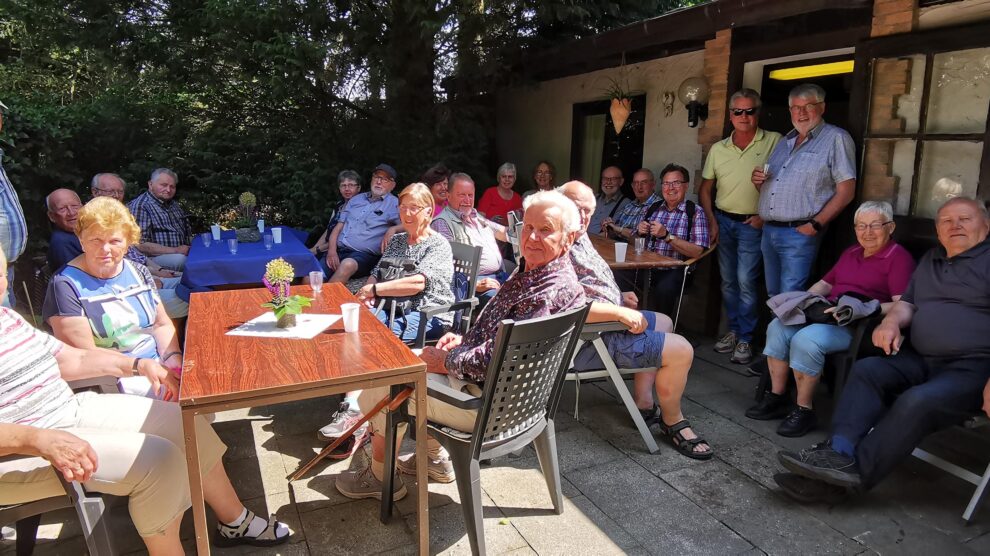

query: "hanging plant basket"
left=610, top=97, right=632, bottom=134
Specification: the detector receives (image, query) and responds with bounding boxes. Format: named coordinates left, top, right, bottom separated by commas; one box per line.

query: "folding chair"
left=912, top=416, right=990, bottom=523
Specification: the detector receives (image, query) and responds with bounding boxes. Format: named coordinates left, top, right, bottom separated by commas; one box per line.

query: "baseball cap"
left=373, top=163, right=397, bottom=181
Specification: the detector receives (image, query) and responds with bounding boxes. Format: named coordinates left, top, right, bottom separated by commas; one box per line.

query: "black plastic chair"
left=383, top=304, right=591, bottom=556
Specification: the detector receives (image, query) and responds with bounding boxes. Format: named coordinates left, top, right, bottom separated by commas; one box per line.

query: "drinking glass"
left=309, top=270, right=324, bottom=294
left=227, top=238, right=238, bottom=255
left=264, top=234, right=274, bottom=250
left=201, top=232, right=212, bottom=248
left=634, top=236, right=645, bottom=255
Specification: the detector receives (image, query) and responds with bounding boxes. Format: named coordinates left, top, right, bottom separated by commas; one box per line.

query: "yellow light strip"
left=769, top=60, right=855, bottom=81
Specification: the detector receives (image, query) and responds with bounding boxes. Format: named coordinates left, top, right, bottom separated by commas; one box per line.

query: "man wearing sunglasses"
left=752, top=83, right=856, bottom=298
left=699, top=89, right=781, bottom=365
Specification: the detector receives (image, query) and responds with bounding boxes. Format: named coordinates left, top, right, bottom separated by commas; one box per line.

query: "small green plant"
left=260, top=258, right=312, bottom=327
left=231, top=191, right=258, bottom=228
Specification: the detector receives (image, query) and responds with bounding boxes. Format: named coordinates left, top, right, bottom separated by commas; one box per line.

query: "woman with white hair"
left=747, top=201, right=916, bottom=437
left=336, top=190, right=588, bottom=498
left=478, top=162, right=523, bottom=226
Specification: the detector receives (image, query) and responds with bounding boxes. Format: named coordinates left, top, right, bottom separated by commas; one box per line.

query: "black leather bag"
left=375, top=257, right=419, bottom=316
left=804, top=300, right=836, bottom=325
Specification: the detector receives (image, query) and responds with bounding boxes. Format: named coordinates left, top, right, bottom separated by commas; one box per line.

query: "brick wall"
left=872, top=0, right=920, bottom=38
left=698, top=29, right=732, bottom=164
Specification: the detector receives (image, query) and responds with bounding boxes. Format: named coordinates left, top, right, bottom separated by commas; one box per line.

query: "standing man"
left=326, top=163, right=400, bottom=283
left=588, top=166, right=630, bottom=236
left=699, top=89, right=782, bottom=364
left=128, top=168, right=192, bottom=272
left=752, top=83, right=856, bottom=296
left=0, top=100, right=27, bottom=308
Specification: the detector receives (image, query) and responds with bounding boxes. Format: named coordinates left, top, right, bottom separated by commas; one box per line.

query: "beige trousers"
left=0, top=392, right=226, bottom=537
left=358, top=373, right=481, bottom=442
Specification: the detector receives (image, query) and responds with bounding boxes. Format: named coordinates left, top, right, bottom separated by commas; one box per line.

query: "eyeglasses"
left=372, top=174, right=395, bottom=183
left=631, top=180, right=653, bottom=187
left=398, top=204, right=427, bottom=214
left=93, top=187, right=124, bottom=197
left=789, top=101, right=824, bottom=114
left=339, top=182, right=360, bottom=189
left=535, top=171, right=552, bottom=177
left=730, top=108, right=758, bottom=117
left=854, top=221, right=892, bottom=232
left=661, top=180, right=687, bottom=188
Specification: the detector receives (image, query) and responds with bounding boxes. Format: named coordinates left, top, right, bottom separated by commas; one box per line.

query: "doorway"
left=569, top=94, right=646, bottom=196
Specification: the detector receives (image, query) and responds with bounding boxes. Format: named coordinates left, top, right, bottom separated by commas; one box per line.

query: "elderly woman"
left=43, top=197, right=181, bottom=399
left=310, top=169, right=363, bottom=273
left=336, top=190, right=587, bottom=498
left=356, top=182, right=455, bottom=342
left=746, top=201, right=916, bottom=437
left=422, top=163, right=451, bottom=217
left=0, top=249, right=290, bottom=554
left=523, top=160, right=555, bottom=200
left=478, top=162, right=523, bottom=226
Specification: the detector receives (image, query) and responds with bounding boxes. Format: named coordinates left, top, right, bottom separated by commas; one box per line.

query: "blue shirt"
left=759, top=122, right=856, bottom=222
left=613, top=193, right=660, bottom=231
left=337, top=192, right=400, bottom=255
left=0, top=149, right=27, bottom=263
left=48, top=229, right=83, bottom=272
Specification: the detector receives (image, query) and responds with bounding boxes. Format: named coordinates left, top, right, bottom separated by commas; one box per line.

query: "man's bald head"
left=46, top=189, right=82, bottom=233
left=558, top=181, right=595, bottom=233
left=935, top=196, right=990, bottom=258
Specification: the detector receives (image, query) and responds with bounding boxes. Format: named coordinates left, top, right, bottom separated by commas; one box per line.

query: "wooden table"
left=180, top=283, right=429, bottom=555
left=588, top=234, right=685, bottom=308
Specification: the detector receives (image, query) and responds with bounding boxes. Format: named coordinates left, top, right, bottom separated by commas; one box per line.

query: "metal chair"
left=383, top=304, right=591, bottom=556
left=0, top=456, right=115, bottom=556
left=911, top=416, right=990, bottom=523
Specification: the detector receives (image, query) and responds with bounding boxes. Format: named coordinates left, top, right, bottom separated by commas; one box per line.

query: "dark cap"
left=373, top=163, right=397, bottom=181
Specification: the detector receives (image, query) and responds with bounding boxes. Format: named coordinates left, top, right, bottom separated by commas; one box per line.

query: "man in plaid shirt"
left=636, top=163, right=710, bottom=317
left=128, top=168, right=191, bottom=271
left=601, top=168, right=660, bottom=241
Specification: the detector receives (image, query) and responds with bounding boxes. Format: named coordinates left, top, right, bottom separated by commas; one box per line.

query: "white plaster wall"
left=495, top=50, right=706, bottom=197
left=920, top=0, right=990, bottom=30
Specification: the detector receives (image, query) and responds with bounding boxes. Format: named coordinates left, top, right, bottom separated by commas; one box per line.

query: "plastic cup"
left=309, top=270, right=324, bottom=293
left=341, top=303, right=360, bottom=332
left=211, top=224, right=221, bottom=241
left=634, top=236, right=645, bottom=254
left=227, top=238, right=238, bottom=255
left=614, top=242, right=628, bottom=263
left=257, top=219, right=265, bottom=233
left=272, top=227, right=283, bottom=244
left=201, top=232, right=212, bottom=248
left=263, top=234, right=273, bottom=250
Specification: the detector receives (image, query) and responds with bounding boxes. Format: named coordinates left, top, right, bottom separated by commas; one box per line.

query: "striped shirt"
left=128, top=191, right=192, bottom=247
left=0, top=151, right=28, bottom=262
left=643, top=201, right=711, bottom=260
left=0, top=308, right=75, bottom=428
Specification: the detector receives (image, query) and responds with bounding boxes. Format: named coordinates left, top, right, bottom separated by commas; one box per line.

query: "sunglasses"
left=730, top=108, right=758, bottom=116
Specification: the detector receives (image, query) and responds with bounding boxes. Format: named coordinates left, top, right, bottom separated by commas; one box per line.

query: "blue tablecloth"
left=177, top=227, right=321, bottom=302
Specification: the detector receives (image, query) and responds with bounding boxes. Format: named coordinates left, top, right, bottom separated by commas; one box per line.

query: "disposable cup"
left=210, top=224, right=221, bottom=241
left=257, top=219, right=265, bottom=233
left=614, top=242, right=628, bottom=263
left=272, top=227, right=283, bottom=244
left=341, top=303, right=360, bottom=332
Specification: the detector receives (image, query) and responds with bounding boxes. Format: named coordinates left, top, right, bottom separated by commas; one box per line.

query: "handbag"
left=374, top=257, right=419, bottom=317
left=803, top=299, right=836, bottom=325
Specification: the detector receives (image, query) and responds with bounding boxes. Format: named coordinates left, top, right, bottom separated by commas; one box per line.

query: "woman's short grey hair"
left=789, top=83, right=826, bottom=103
left=150, top=168, right=178, bottom=184
left=729, top=88, right=762, bottom=109
left=522, top=190, right=581, bottom=234
left=497, top=162, right=516, bottom=178
left=337, top=169, right=362, bottom=186
left=855, top=201, right=893, bottom=222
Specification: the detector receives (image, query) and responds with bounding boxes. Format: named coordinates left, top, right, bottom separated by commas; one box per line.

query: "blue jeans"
left=762, top=318, right=853, bottom=377
left=761, top=225, right=817, bottom=296
left=375, top=310, right=447, bottom=343
left=715, top=212, right=763, bottom=342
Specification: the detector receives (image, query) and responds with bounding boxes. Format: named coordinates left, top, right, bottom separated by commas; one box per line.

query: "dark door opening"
left=759, top=56, right=854, bottom=137
left=569, top=94, right=646, bottom=196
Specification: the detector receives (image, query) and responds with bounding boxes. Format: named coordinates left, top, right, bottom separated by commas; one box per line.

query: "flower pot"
left=236, top=228, right=261, bottom=243
left=276, top=313, right=297, bottom=329
left=610, top=97, right=632, bottom=134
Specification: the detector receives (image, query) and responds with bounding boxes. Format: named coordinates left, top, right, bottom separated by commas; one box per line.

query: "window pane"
left=926, top=47, right=990, bottom=134
left=914, top=140, right=982, bottom=218
left=862, top=139, right=917, bottom=215
left=869, top=55, right=925, bottom=134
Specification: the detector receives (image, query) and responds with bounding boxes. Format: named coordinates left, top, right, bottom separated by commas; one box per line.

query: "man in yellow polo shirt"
left=699, top=89, right=781, bottom=365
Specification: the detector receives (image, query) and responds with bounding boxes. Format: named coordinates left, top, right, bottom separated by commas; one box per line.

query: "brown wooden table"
left=180, top=283, right=428, bottom=555
left=588, top=234, right=685, bottom=308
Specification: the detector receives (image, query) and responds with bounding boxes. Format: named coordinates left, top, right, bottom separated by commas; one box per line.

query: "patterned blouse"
left=569, top=234, right=621, bottom=305
left=446, top=254, right=586, bottom=383
left=372, top=231, right=455, bottom=327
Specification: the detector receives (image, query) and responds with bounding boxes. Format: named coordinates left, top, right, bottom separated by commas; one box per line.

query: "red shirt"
left=477, top=187, right=522, bottom=223
left=821, top=242, right=915, bottom=303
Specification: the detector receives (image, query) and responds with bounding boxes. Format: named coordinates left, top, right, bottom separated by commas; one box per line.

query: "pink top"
left=433, top=200, right=448, bottom=218
left=477, top=187, right=522, bottom=223
left=822, top=241, right=916, bottom=303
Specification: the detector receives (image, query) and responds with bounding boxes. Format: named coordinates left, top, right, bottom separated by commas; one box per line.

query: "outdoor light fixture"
left=677, top=77, right=710, bottom=128
left=769, top=60, right=854, bottom=81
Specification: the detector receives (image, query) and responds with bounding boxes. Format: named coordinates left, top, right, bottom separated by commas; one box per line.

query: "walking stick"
left=287, top=387, right=413, bottom=481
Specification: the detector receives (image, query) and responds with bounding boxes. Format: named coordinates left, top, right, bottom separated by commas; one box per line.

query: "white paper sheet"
left=226, top=312, right=342, bottom=340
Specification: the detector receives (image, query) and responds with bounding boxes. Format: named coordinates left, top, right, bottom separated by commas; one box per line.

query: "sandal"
left=659, top=419, right=714, bottom=461
left=214, top=509, right=291, bottom=548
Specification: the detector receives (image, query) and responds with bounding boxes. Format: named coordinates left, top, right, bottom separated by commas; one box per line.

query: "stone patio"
left=5, top=335, right=990, bottom=555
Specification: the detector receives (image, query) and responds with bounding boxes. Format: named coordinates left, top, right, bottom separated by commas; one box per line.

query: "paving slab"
left=402, top=491, right=531, bottom=556
left=566, top=457, right=679, bottom=519
left=297, top=498, right=414, bottom=555
left=500, top=494, right=641, bottom=555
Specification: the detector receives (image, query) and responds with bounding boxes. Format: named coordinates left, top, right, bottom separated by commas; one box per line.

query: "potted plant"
left=231, top=191, right=261, bottom=242
left=261, top=258, right=312, bottom=328
left=604, top=75, right=633, bottom=135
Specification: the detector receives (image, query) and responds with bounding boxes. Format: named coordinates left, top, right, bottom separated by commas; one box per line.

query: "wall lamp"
left=677, top=77, right=710, bottom=128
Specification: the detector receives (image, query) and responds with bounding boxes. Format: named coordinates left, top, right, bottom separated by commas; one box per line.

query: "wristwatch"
left=131, top=357, right=144, bottom=376
left=810, top=219, right=823, bottom=232
left=658, top=230, right=670, bottom=242
left=662, top=233, right=674, bottom=244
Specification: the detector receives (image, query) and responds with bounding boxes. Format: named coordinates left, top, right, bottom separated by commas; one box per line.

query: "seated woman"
left=522, top=160, right=555, bottom=200
left=310, top=169, right=362, bottom=275
left=356, top=183, right=455, bottom=343
left=746, top=201, right=916, bottom=437
left=0, top=249, right=291, bottom=555
left=477, top=162, right=523, bottom=227
left=422, top=163, right=450, bottom=217
left=43, top=197, right=180, bottom=398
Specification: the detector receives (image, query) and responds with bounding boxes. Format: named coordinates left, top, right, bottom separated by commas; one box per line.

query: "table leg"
left=380, top=385, right=399, bottom=523
left=415, top=373, right=429, bottom=555
left=641, top=269, right=652, bottom=310
left=182, top=409, right=210, bottom=555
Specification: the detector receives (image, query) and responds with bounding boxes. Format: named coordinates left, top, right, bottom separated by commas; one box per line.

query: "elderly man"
left=128, top=168, right=192, bottom=272
left=562, top=181, right=712, bottom=459
left=602, top=168, right=659, bottom=241
left=0, top=100, right=27, bottom=308
left=700, top=89, right=782, bottom=364
left=326, top=164, right=400, bottom=283
left=753, top=83, right=856, bottom=296
left=90, top=172, right=126, bottom=201
left=774, top=197, right=990, bottom=501
left=636, top=164, right=711, bottom=320
left=45, top=189, right=83, bottom=271
left=589, top=166, right=630, bottom=237
left=335, top=190, right=587, bottom=497
left=432, top=173, right=509, bottom=302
